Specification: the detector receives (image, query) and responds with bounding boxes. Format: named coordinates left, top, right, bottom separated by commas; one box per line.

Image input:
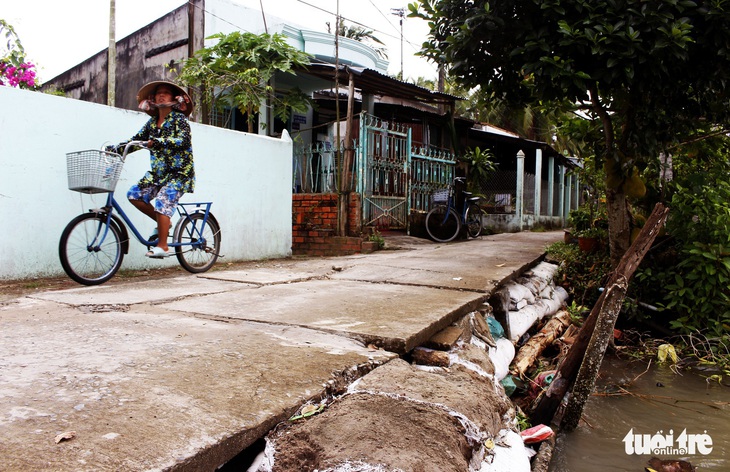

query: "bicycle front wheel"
left=173, top=212, right=221, bottom=273
left=425, top=205, right=461, bottom=242
left=59, top=213, right=124, bottom=285
left=465, top=202, right=483, bottom=238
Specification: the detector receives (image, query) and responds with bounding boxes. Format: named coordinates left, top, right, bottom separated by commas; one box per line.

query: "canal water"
left=549, top=354, right=729, bottom=471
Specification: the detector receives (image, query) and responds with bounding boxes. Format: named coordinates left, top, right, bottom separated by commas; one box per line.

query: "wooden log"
left=412, top=347, right=450, bottom=367
left=530, top=435, right=556, bottom=472
left=530, top=203, right=670, bottom=426
left=510, top=310, right=571, bottom=377
left=560, top=279, right=627, bottom=431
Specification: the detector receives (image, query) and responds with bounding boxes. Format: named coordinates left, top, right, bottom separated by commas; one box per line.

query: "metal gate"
left=357, top=112, right=457, bottom=232
left=357, top=113, right=411, bottom=229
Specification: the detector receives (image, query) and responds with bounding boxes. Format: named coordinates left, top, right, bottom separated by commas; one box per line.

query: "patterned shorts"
left=127, top=184, right=184, bottom=218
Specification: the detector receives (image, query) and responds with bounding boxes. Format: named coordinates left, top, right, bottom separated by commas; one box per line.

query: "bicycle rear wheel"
left=425, top=205, right=461, bottom=242
left=173, top=212, right=221, bottom=273
left=465, top=202, right=483, bottom=238
left=59, top=213, right=124, bottom=285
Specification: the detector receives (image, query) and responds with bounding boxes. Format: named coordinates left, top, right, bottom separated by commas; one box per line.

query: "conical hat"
left=136, top=80, right=193, bottom=117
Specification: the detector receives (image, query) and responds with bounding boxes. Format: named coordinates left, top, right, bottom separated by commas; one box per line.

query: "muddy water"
left=549, top=355, right=729, bottom=471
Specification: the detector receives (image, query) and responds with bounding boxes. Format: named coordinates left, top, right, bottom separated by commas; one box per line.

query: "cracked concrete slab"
left=164, top=279, right=483, bottom=353
left=0, top=299, right=395, bottom=472
left=0, top=230, right=561, bottom=471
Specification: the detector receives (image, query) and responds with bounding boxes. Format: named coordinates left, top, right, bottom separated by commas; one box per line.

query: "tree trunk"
left=530, top=203, right=670, bottom=426
left=606, top=186, right=632, bottom=268
left=559, top=279, right=627, bottom=431
left=337, top=72, right=356, bottom=237
left=511, top=310, right=571, bottom=377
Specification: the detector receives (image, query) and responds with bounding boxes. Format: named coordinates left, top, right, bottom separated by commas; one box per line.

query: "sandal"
left=145, top=246, right=172, bottom=258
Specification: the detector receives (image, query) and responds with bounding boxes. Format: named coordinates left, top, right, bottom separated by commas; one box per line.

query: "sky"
left=2, top=0, right=439, bottom=84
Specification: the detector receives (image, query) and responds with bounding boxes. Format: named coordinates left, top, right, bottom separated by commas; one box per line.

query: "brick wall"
left=292, top=193, right=365, bottom=256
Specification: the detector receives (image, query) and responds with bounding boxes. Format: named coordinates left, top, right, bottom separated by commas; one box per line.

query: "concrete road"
left=0, top=231, right=561, bottom=471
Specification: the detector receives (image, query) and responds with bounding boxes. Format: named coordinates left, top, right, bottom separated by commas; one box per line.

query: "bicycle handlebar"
left=109, top=140, right=150, bottom=161
left=122, top=140, right=148, bottom=156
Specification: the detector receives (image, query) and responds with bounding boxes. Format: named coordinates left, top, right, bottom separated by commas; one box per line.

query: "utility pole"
left=107, top=0, right=116, bottom=106
left=390, top=7, right=405, bottom=79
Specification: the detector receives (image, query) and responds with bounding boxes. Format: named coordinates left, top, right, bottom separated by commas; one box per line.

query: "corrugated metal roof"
left=297, top=62, right=462, bottom=105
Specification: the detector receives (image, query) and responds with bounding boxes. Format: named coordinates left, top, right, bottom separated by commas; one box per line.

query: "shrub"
left=545, top=241, right=611, bottom=308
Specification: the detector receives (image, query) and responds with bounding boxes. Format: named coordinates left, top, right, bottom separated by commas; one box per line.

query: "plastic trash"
left=486, top=316, right=505, bottom=339
left=520, top=424, right=554, bottom=444
left=500, top=375, right=517, bottom=397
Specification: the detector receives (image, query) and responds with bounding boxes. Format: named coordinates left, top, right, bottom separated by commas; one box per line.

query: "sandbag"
left=488, top=337, right=516, bottom=381
left=479, top=429, right=532, bottom=472
left=505, top=281, right=535, bottom=309
left=507, top=305, right=543, bottom=342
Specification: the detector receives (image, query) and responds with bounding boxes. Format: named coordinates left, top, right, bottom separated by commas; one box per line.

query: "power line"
left=295, top=0, right=425, bottom=53
left=186, top=0, right=438, bottom=76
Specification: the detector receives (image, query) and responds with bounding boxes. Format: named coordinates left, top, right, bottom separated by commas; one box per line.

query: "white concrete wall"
left=0, top=86, right=293, bottom=280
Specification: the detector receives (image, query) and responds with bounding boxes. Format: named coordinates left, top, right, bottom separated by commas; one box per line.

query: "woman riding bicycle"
left=109, top=80, right=195, bottom=258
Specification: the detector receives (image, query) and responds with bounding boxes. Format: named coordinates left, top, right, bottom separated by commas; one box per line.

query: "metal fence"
left=292, top=113, right=587, bottom=234
left=293, top=141, right=356, bottom=194
left=410, top=146, right=456, bottom=212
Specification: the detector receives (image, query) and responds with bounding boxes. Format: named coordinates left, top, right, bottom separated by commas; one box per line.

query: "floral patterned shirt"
left=120, top=110, right=195, bottom=193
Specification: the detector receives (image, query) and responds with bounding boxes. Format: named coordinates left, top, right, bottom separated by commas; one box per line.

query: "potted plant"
left=576, top=227, right=606, bottom=252
left=567, top=207, right=592, bottom=244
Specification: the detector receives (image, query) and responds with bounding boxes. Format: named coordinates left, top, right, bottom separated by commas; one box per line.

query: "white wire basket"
left=431, top=188, right=450, bottom=204
left=66, top=150, right=123, bottom=194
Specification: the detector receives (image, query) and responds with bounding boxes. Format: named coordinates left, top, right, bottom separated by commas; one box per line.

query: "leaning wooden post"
left=560, top=277, right=627, bottom=431
left=337, top=71, right=356, bottom=236
left=530, top=202, right=670, bottom=426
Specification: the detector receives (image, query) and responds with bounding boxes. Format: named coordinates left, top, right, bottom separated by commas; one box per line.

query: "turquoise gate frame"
left=357, top=112, right=456, bottom=234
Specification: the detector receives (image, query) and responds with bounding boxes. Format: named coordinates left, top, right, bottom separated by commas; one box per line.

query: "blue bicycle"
left=425, top=177, right=483, bottom=242
left=59, top=141, right=222, bottom=285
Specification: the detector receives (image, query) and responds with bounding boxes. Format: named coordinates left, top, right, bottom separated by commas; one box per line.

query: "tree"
left=332, top=21, right=388, bottom=60
left=412, top=0, right=730, bottom=266
left=177, top=31, right=313, bottom=133
left=0, top=19, right=38, bottom=89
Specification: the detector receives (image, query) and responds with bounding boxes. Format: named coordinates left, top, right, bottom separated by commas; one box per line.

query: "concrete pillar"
left=547, top=156, right=555, bottom=217
left=362, top=93, right=375, bottom=115
left=258, top=97, right=269, bottom=135
left=558, top=165, right=566, bottom=226
left=516, top=150, right=525, bottom=231
left=566, top=172, right=573, bottom=222
left=574, top=174, right=581, bottom=209
left=534, top=148, right=543, bottom=217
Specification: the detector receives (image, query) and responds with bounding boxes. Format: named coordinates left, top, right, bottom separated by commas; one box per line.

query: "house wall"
left=45, top=0, right=389, bottom=127
left=47, top=0, right=205, bottom=113
left=0, top=86, right=292, bottom=280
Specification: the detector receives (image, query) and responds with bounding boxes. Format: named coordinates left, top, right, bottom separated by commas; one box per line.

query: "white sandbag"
left=554, top=285, right=569, bottom=304
left=488, top=337, right=515, bottom=381
left=478, top=429, right=532, bottom=472
left=518, top=263, right=558, bottom=294
left=507, top=305, right=543, bottom=342
left=514, top=299, right=529, bottom=311
left=526, top=261, right=559, bottom=281
left=535, top=297, right=562, bottom=318
left=505, top=281, right=535, bottom=306
left=515, top=276, right=547, bottom=298
left=539, top=284, right=554, bottom=300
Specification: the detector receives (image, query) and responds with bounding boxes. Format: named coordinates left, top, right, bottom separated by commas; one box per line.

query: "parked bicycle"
left=425, top=177, right=483, bottom=242
left=59, top=141, right=222, bottom=285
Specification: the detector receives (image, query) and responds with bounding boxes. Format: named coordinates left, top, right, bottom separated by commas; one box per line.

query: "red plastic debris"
left=520, top=424, right=554, bottom=444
